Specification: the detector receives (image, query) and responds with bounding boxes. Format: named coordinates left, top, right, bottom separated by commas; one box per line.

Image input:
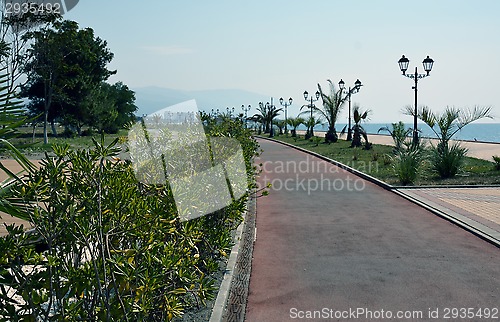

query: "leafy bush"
left=378, top=121, right=412, bottom=153
left=493, top=155, right=500, bottom=171
left=404, top=105, right=492, bottom=178
left=392, top=142, right=425, bottom=185
left=0, top=116, right=259, bottom=321
left=393, top=150, right=421, bottom=185
left=431, top=142, right=467, bottom=178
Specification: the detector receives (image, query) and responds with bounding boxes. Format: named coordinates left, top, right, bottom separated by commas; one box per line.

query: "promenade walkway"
left=246, top=139, right=499, bottom=321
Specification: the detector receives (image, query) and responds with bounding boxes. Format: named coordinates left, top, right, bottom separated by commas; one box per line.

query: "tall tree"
left=1, top=9, right=59, bottom=94
left=21, top=19, right=115, bottom=142
left=89, top=81, right=138, bottom=134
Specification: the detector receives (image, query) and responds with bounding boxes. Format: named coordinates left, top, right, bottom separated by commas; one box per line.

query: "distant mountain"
left=133, top=86, right=270, bottom=116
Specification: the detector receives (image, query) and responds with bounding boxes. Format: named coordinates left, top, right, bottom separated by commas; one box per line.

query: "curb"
left=209, top=209, right=247, bottom=322
left=258, top=136, right=500, bottom=249
left=209, top=193, right=257, bottom=322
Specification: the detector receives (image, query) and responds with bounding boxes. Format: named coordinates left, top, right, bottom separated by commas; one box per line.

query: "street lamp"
left=303, top=90, right=320, bottom=139
left=242, top=104, right=251, bottom=128
left=338, top=79, right=362, bottom=141
left=279, top=97, right=293, bottom=134
left=398, top=54, right=434, bottom=145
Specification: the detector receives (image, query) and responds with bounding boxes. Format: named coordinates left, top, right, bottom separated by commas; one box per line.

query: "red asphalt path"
left=245, top=139, right=499, bottom=322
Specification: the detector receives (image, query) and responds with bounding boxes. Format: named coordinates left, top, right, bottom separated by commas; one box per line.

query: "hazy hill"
left=133, top=86, right=270, bottom=116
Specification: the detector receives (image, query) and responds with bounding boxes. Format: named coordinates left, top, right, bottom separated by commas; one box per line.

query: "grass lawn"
left=1, top=126, right=127, bottom=158
left=271, top=134, right=500, bottom=186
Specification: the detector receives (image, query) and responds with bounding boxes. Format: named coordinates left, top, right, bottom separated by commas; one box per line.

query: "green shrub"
left=382, top=154, right=392, bottom=166
left=431, top=142, right=467, bottom=178
left=378, top=121, right=412, bottom=153
left=493, top=155, right=500, bottom=170
left=1, top=116, right=259, bottom=321
left=393, top=148, right=423, bottom=185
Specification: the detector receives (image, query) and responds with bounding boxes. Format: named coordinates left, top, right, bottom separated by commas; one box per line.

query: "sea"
left=296, top=123, right=500, bottom=143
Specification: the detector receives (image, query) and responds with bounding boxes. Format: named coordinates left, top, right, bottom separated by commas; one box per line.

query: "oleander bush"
left=0, top=115, right=259, bottom=321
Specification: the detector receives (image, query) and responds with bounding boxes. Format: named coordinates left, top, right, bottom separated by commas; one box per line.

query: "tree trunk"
left=32, top=122, right=37, bottom=143
left=351, top=126, right=362, bottom=147
left=51, top=120, right=58, bottom=137
left=325, top=127, right=338, bottom=143
left=43, top=108, right=48, bottom=144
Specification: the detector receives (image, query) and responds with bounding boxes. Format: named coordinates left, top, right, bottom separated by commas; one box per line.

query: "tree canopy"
left=19, top=18, right=136, bottom=140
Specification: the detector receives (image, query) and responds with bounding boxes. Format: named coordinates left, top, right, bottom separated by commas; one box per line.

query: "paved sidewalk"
left=246, top=139, right=499, bottom=322
left=397, top=187, right=500, bottom=245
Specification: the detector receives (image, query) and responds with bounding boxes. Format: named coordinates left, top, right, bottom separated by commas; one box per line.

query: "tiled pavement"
left=397, top=187, right=500, bottom=246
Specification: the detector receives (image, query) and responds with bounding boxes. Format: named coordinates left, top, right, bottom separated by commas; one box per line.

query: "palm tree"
left=274, top=119, right=286, bottom=135
left=254, top=102, right=282, bottom=137
left=378, top=121, right=412, bottom=153
left=351, top=104, right=371, bottom=148
left=405, top=105, right=492, bottom=178
left=304, top=116, right=322, bottom=138
left=0, top=65, right=36, bottom=220
left=286, top=117, right=304, bottom=137
left=313, top=79, right=346, bottom=143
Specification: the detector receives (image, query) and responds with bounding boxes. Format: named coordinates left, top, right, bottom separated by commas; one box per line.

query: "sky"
left=64, top=0, right=500, bottom=123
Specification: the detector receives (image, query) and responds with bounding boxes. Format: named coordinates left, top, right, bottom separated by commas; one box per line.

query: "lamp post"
left=279, top=97, right=293, bottom=134
left=398, top=54, right=434, bottom=146
left=242, top=104, right=251, bottom=128
left=303, top=90, right=320, bottom=139
left=338, top=79, right=362, bottom=141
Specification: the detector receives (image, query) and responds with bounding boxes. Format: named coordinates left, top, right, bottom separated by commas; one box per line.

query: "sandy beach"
left=294, top=130, right=500, bottom=161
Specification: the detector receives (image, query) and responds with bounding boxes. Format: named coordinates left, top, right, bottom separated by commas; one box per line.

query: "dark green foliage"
left=405, top=105, right=492, bottom=178
left=378, top=121, right=412, bottom=153
left=21, top=19, right=116, bottom=141
left=286, top=117, right=304, bottom=137
left=252, top=103, right=282, bottom=136
left=392, top=142, right=425, bottom=185
left=90, top=81, right=138, bottom=134
left=431, top=142, right=468, bottom=178
left=0, top=116, right=260, bottom=320
left=315, top=80, right=345, bottom=143
left=493, top=155, right=500, bottom=171
left=350, top=105, right=371, bottom=149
